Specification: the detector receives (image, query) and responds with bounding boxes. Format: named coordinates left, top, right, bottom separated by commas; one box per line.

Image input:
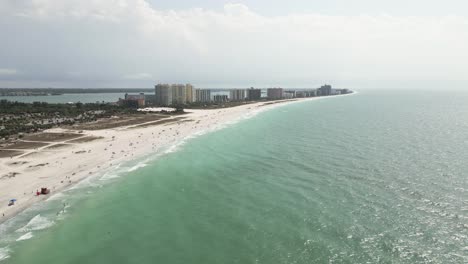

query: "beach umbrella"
left=10, top=199, right=17, bottom=202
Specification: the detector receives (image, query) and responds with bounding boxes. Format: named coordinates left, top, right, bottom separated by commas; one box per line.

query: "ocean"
left=1, top=89, right=467, bottom=263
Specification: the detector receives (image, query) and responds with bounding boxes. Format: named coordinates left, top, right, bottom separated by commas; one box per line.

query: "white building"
left=195, top=89, right=211, bottom=103
left=229, top=89, right=246, bottom=101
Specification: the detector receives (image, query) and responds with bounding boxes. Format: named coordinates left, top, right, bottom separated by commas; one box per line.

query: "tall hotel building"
left=246, top=87, right=261, bottom=101
left=185, top=84, right=195, bottom=103
left=195, top=89, right=211, bottom=103
left=267, top=88, right=283, bottom=100
left=229, top=89, right=246, bottom=101
left=155, top=83, right=195, bottom=106
left=155, top=84, right=172, bottom=106
left=171, top=84, right=187, bottom=104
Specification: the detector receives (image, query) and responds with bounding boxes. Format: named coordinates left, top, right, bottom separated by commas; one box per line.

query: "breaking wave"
left=16, top=215, right=54, bottom=233
left=16, top=232, right=33, bottom=241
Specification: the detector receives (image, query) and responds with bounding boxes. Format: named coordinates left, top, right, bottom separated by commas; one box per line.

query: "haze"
left=1, top=0, right=468, bottom=89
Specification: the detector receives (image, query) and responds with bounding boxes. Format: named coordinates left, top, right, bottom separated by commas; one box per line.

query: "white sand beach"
left=0, top=97, right=321, bottom=224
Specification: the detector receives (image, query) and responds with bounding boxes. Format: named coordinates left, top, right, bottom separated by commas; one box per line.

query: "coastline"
left=0, top=94, right=353, bottom=226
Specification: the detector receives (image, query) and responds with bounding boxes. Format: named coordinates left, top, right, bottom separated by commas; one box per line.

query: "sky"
left=1, top=0, right=468, bottom=89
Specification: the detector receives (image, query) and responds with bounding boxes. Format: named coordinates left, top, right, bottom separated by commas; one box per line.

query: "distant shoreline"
left=0, top=88, right=353, bottom=96
left=0, top=88, right=154, bottom=96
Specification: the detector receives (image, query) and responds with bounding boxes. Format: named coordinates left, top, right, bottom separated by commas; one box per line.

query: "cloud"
left=0, top=68, right=18, bottom=75
left=0, top=1, right=468, bottom=88
left=123, top=73, right=153, bottom=80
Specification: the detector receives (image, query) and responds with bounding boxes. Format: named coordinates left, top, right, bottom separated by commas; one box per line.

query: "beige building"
left=171, top=84, right=186, bottom=105
left=185, top=84, right=195, bottom=103
left=155, top=83, right=196, bottom=106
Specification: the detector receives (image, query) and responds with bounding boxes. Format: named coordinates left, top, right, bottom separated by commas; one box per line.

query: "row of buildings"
left=266, top=85, right=349, bottom=99
left=119, top=84, right=351, bottom=107
left=153, top=84, right=195, bottom=106
left=152, top=85, right=263, bottom=106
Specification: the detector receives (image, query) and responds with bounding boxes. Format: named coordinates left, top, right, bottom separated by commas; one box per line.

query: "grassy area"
left=0, top=100, right=144, bottom=138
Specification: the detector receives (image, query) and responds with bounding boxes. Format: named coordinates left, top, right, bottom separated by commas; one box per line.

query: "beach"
left=0, top=97, right=321, bottom=225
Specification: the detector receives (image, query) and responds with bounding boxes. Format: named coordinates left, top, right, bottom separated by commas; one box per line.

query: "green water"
left=1, top=90, right=468, bottom=263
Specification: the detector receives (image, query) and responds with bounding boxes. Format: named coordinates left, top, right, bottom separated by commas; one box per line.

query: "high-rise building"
left=267, top=88, right=283, bottom=100
left=246, top=87, right=261, bottom=101
left=195, top=89, right=211, bottom=103
left=171, top=84, right=186, bottom=105
left=155, top=84, right=172, bottom=106
left=155, top=83, right=196, bottom=106
left=229, top=89, right=246, bottom=101
left=283, top=90, right=296, bottom=99
left=317, top=85, right=332, bottom=96
left=185, top=84, right=194, bottom=103
left=214, top=95, right=229, bottom=103
left=306, top=90, right=317, bottom=97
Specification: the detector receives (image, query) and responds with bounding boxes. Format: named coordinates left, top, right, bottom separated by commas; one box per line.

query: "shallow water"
left=1, top=89, right=468, bottom=263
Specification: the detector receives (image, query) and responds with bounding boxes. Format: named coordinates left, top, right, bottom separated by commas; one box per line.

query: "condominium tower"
left=246, top=87, right=261, bottom=101
left=229, top=89, right=246, bottom=101
left=195, top=89, right=211, bottom=103
left=267, top=88, right=283, bottom=100
left=155, top=83, right=195, bottom=106
left=185, top=84, right=195, bottom=103
left=171, top=84, right=186, bottom=105
left=155, top=84, right=172, bottom=106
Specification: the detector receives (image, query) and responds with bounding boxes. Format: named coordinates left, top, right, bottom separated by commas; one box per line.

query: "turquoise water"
left=1, top=90, right=468, bottom=263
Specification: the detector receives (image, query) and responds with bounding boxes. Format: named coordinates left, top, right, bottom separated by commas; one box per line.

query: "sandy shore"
left=0, top=97, right=327, bottom=224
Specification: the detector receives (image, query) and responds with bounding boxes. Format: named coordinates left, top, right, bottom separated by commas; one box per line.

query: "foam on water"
left=163, top=139, right=186, bottom=154
left=127, top=163, right=148, bottom=172
left=16, top=215, right=54, bottom=233
left=0, top=247, right=10, bottom=261
left=160, top=103, right=276, bottom=156
left=68, top=175, right=103, bottom=190
left=16, top=232, right=33, bottom=242
left=46, top=192, right=68, bottom=201
left=99, top=173, right=120, bottom=181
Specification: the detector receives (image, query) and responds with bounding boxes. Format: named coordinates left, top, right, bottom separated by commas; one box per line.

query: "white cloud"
left=1, top=1, right=468, bottom=88
left=0, top=68, right=18, bottom=75
left=123, top=73, right=153, bottom=80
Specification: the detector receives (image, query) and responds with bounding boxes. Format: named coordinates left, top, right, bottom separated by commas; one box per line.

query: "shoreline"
left=0, top=93, right=354, bottom=226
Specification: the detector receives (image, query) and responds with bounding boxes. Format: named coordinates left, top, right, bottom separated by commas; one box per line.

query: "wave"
left=68, top=175, right=103, bottom=190
left=16, top=214, right=54, bottom=233
left=0, top=247, right=10, bottom=261
left=46, top=192, right=68, bottom=201
left=16, top=232, right=33, bottom=241
left=99, top=173, right=120, bottom=181
left=127, top=163, right=148, bottom=172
